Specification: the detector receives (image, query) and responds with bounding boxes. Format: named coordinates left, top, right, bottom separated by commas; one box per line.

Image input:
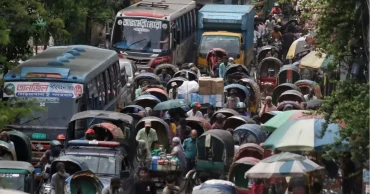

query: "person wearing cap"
left=170, top=137, right=187, bottom=171
left=163, top=114, right=176, bottom=139
left=203, top=105, right=215, bottom=122
left=187, top=102, right=203, bottom=118
left=168, top=82, right=178, bottom=100
left=259, top=96, right=277, bottom=116
left=136, top=120, right=158, bottom=153
left=211, top=113, right=226, bottom=129
left=228, top=57, right=235, bottom=64
left=135, top=80, right=148, bottom=98
left=85, top=129, right=96, bottom=140
left=225, top=89, right=240, bottom=109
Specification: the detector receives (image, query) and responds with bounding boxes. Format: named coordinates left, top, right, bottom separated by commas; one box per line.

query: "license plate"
left=32, top=133, right=46, bottom=140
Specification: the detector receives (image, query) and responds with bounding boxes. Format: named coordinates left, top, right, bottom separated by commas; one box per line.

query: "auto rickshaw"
left=257, top=45, right=280, bottom=63
left=153, top=63, right=179, bottom=77
left=173, top=70, right=198, bottom=81
left=257, top=57, right=283, bottom=96
left=186, top=117, right=210, bottom=136
left=224, top=64, right=249, bottom=82
left=276, top=101, right=302, bottom=111
left=135, top=116, right=170, bottom=150
left=233, top=125, right=267, bottom=146
left=0, top=141, right=16, bottom=160
left=294, top=79, right=323, bottom=99
left=0, top=161, right=36, bottom=193
left=229, top=157, right=260, bottom=194
left=2, top=130, right=33, bottom=163
left=240, top=78, right=261, bottom=114
left=223, top=116, right=255, bottom=130
left=277, top=65, right=300, bottom=85
left=65, top=170, right=104, bottom=194
left=224, top=84, right=250, bottom=104
left=166, top=77, right=188, bottom=93
left=272, top=83, right=301, bottom=105
left=133, top=94, right=161, bottom=109
left=277, top=90, right=305, bottom=104
left=142, top=88, right=169, bottom=102
left=210, top=108, right=240, bottom=124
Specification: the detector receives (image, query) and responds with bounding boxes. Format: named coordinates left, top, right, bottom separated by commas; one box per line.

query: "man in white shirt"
left=187, top=102, right=203, bottom=118
left=304, top=88, right=317, bottom=101
left=258, top=22, right=265, bottom=47
left=265, top=15, right=276, bottom=34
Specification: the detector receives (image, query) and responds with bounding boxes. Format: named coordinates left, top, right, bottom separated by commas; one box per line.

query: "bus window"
left=109, top=65, right=117, bottom=97
left=87, top=80, right=98, bottom=109
left=177, top=19, right=182, bottom=42
left=115, top=62, right=122, bottom=89
left=192, top=10, right=196, bottom=33
left=189, top=12, right=193, bottom=34
left=96, top=74, right=106, bottom=108
left=185, top=13, right=190, bottom=38
left=104, top=70, right=113, bottom=102
left=181, top=16, right=186, bottom=40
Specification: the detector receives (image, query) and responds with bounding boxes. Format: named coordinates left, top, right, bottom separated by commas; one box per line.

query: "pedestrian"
left=259, top=96, right=276, bottom=116
left=225, top=89, right=240, bottom=109
left=203, top=105, right=215, bottom=122
left=304, top=88, right=317, bottom=101
left=50, top=162, right=69, bottom=194
left=183, top=130, right=197, bottom=173
left=136, top=120, right=158, bottom=152
left=211, top=113, right=226, bottom=129
left=228, top=57, right=235, bottom=64
left=310, top=182, right=323, bottom=194
left=137, top=140, right=151, bottom=169
left=271, top=26, right=282, bottom=40
left=158, top=69, right=172, bottom=87
left=164, top=114, right=176, bottom=139
left=265, top=15, right=276, bottom=34
left=102, top=177, right=123, bottom=194
left=162, top=176, right=180, bottom=194
left=135, top=80, right=148, bottom=98
left=168, top=82, right=179, bottom=100
left=176, top=118, right=191, bottom=142
left=187, top=102, right=203, bottom=118
left=192, top=172, right=210, bottom=191
left=212, top=58, right=222, bottom=77
left=0, top=131, right=15, bottom=150
left=56, top=134, right=65, bottom=148
left=340, top=152, right=356, bottom=194
left=84, top=129, right=96, bottom=140
left=258, top=21, right=265, bottom=47
left=282, top=26, right=297, bottom=61
left=218, top=56, right=230, bottom=78
left=251, top=179, right=265, bottom=194
left=171, top=137, right=187, bottom=172
left=288, top=176, right=309, bottom=194
left=133, top=167, right=157, bottom=194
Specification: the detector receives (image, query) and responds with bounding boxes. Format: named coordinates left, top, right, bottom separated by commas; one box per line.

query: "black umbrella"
left=306, top=99, right=323, bottom=110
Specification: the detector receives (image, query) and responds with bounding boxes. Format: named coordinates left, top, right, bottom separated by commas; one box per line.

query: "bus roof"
left=199, top=4, right=253, bottom=14
left=4, top=45, right=118, bottom=83
left=117, top=0, right=196, bottom=20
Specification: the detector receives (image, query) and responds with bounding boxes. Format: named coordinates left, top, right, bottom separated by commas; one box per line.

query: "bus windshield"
left=3, top=82, right=83, bottom=127
left=199, top=35, right=241, bottom=57
left=112, top=17, right=170, bottom=53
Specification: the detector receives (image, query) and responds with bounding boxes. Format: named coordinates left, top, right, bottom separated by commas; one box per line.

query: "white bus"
left=110, top=0, right=197, bottom=71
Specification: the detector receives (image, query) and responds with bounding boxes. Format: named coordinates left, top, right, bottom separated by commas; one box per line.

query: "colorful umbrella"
left=262, top=110, right=309, bottom=132
left=299, top=51, right=333, bottom=70
left=245, top=152, right=323, bottom=178
left=153, top=99, right=190, bottom=111
left=286, top=36, right=310, bottom=59
left=263, top=118, right=341, bottom=152
left=260, top=111, right=282, bottom=124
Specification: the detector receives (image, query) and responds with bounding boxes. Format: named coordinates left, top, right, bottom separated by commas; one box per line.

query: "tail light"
left=150, top=56, right=171, bottom=69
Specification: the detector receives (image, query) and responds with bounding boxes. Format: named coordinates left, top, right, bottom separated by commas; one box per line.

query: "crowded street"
left=0, top=0, right=368, bottom=193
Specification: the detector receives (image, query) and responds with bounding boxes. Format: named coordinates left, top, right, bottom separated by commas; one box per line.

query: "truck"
left=197, top=4, right=255, bottom=72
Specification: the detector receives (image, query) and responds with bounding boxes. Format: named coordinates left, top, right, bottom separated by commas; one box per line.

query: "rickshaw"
left=120, top=105, right=144, bottom=122
left=223, top=116, right=256, bottom=130
left=277, top=65, right=300, bottom=85
left=0, top=141, right=16, bottom=160
left=276, top=101, right=302, bottom=111
left=134, top=72, right=161, bottom=89
left=186, top=117, right=210, bottom=136
left=233, top=124, right=267, bottom=146
left=173, top=70, right=198, bottom=81
left=240, top=78, right=261, bottom=114
left=224, top=64, right=250, bottom=81
left=142, top=88, right=169, bottom=102
left=193, top=180, right=238, bottom=194
left=233, top=143, right=264, bottom=161
left=65, top=170, right=104, bottom=194
left=224, top=84, right=250, bottom=103
left=277, top=90, right=305, bottom=104
left=0, top=161, right=36, bottom=193
left=257, top=57, right=283, bottom=96
left=206, top=48, right=228, bottom=70
left=294, top=79, right=323, bottom=99
left=2, top=129, right=33, bottom=163
left=260, top=111, right=282, bottom=124
left=153, top=63, right=179, bottom=77
left=210, top=108, right=240, bottom=124
left=229, top=157, right=260, bottom=193
left=135, top=116, right=170, bottom=150
left=88, top=122, right=124, bottom=141
left=133, top=94, right=161, bottom=109
left=257, top=45, right=280, bottom=63
left=39, top=156, right=90, bottom=194
left=166, top=77, right=188, bottom=93
left=271, top=83, right=301, bottom=105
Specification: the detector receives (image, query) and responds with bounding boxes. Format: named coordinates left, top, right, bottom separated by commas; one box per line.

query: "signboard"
left=203, top=36, right=239, bottom=41
left=3, top=82, right=84, bottom=98
left=203, top=18, right=241, bottom=24
left=116, top=19, right=166, bottom=30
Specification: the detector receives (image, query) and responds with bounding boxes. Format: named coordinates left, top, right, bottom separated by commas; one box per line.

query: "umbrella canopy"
left=286, top=37, right=310, bottom=59
left=260, top=111, right=282, bottom=124
left=262, top=110, right=309, bottom=132
left=245, top=152, right=323, bottom=178
left=299, top=51, right=332, bottom=70
left=263, top=118, right=341, bottom=152
left=153, top=99, right=190, bottom=111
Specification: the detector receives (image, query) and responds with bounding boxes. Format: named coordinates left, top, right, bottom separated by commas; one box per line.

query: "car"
left=119, top=58, right=138, bottom=104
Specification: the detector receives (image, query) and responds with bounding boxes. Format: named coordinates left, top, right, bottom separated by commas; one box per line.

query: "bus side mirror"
left=240, top=43, right=245, bottom=50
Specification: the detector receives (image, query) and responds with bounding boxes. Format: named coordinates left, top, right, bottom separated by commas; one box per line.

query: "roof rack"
left=137, top=2, right=169, bottom=9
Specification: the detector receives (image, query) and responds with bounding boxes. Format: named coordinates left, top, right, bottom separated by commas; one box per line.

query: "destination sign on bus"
left=203, top=18, right=242, bottom=24
left=117, top=18, right=166, bottom=30
left=3, top=82, right=84, bottom=98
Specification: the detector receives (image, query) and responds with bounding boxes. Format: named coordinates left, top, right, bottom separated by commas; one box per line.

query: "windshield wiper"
left=19, top=117, right=42, bottom=126
left=122, top=38, right=148, bottom=52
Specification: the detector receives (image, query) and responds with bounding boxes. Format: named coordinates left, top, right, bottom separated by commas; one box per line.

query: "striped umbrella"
left=263, top=118, right=341, bottom=152
left=245, top=152, right=323, bottom=178
left=262, top=110, right=310, bottom=132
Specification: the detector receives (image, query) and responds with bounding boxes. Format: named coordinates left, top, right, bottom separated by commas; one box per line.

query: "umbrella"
left=286, top=36, right=310, bottom=59
left=245, top=152, right=323, bottom=178
left=299, top=51, right=333, bottom=70
left=263, top=118, right=341, bottom=152
left=306, top=99, right=323, bottom=110
left=153, top=99, right=190, bottom=111
left=260, top=111, right=282, bottom=124
left=262, top=110, right=309, bottom=132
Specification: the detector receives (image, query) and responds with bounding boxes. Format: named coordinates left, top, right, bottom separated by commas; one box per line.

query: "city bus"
left=109, top=0, right=197, bottom=71
left=2, top=45, right=129, bottom=164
